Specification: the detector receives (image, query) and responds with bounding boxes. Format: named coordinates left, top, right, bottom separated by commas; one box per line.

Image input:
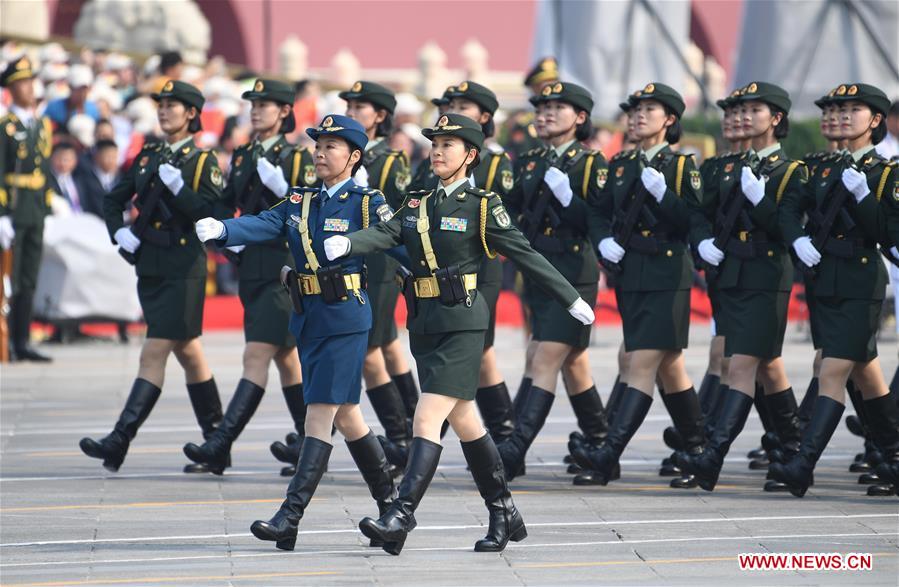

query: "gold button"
left=767, top=250, right=774, bottom=257
left=304, top=263, right=310, bottom=269
left=666, top=250, right=673, bottom=257
left=420, top=260, right=426, bottom=266
left=861, top=257, right=868, bottom=264
left=573, top=244, right=580, bottom=252
left=34, top=156, right=42, bottom=164
left=179, top=237, right=187, bottom=245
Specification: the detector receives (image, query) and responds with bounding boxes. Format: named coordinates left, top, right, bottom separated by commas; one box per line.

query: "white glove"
left=641, top=167, right=667, bottom=203
left=114, top=226, right=141, bottom=253
left=353, top=165, right=369, bottom=188
left=257, top=158, right=289, bottom=197
left=544, top=167, right=573, bottom=207
left=158, top=163, right=184, bottom=195
left=567, top=298, right=596, bottom=326
left=841, top=168, right=870, bottom=203
left=793, top=236, right=821, bottom=267
left=892, top=246, right=899, bottom=258
left=0, top=216, right=15, bottom=249
left=599, top=237, right=625, bottom=263
left=323, top=235, right=351, bottom=260
left=698, top=238, right=725, bottom=266
left=195, top=217, right=225, bottom=242
left=741, top=167, right=766, bottom=206
left=226, top=245, right=245, bottom=254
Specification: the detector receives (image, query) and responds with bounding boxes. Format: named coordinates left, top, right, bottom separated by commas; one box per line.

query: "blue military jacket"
left=221, top=180, right=393, bottom=339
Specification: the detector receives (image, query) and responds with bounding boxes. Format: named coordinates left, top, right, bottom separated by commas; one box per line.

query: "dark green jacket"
left=0, top=112, right=53, bottom=226
left=103, top=138, right=224, bottom=278
left=362, top=139, right=410, bottom=284
left=588, top=144, right=703, bottom=292
left=779, top=148, right=895, bottom=300
left=409, top=146, right=514, bottom=197
left=347, top=183, right=580, bottom=334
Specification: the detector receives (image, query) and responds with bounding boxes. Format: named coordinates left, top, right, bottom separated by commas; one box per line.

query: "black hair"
left=280, top=106, right=297, bottom=134
left=94, top=138, right=117, bottom=151
left=889, top=100, right=899, bottom=117
left=661, top=104, right=682, bottom=144
left=471, top=104, right=496, bottom=138
left=52, top=141, right=78, bottom=155
left=159, top=51, right=183, bottom=74
left=350, top=149, right=365, bottom=175
left=872, top=117, right=887, bottom=144
left=220, top=115, right=239, bottom=144
left=375, top=111, right=393, bottom=138
left=96, top=118, right=112, bottom=128
left=768, top=105, right=790, bottom=139
left=575, top=111, right=593, bottom=142
left=463, top=141, right=481, bottom=174
left=183, top=103, right=202, bottom=133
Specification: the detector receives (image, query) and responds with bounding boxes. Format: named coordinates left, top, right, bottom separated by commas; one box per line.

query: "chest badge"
left=439, top=217, right=468, bottom=232
left=724, top=162, right=734, bottom=173
left=596, top=168, right=608, bottom=189
left=304, top=165, right=316, bottom=185
left=526, top=161, right=536, bottom=171
left=615, top=166, right=624, bottom=178
left=323, top=218, right=350, bottom=232
left=407, top=198, right=421, bottom=209
left=289, top=191, right=303, bottom=204
left=821, top=167, right=831, bottom=178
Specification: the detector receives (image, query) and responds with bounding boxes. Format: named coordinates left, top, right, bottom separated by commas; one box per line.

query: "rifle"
left=797, top=153, right=856, bottom=279
left=602, top=154, right=658, bottom=274
left=520, top=149, right=587, bottom=244
left=703, top=157, right=759, bottom=278
left=118, top=149, right=182, bottom=265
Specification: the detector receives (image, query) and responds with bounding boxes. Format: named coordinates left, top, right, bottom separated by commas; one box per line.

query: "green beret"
left=524, top=57, right=559, bottom=88
left=829, top=83, right=889, bottom=116
left=445, top=80, right=499, bottom=114
left=339, top=80, right=397, bottom=114
left=630, top=82, right=685, bottom=117
left=151, top=79, right=205, bottom=112
left=421, top=113, right=484, bottom=150
left=529, top=81, right=594, bottom=114
left=241, top=78, right=294, bottom=105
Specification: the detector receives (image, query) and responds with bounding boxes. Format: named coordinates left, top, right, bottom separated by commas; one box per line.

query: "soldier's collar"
left=364, top=136, right=384, bottom=153
left=437, top=177, right=470, bottom=200
left=166, top=135, right=194, bottom=155
left=642, top=141, right=669, bottom=162
left=851, top=144, right=875, bottom=164
left=9, top=104, right=34, bottom=127
left=321, top=177, right=353, bottom=200
left=261, top=134, right=282, bottom=153
left=755, top=142, right=782, bottom=160
left=552, top=139, right=578, bottom=159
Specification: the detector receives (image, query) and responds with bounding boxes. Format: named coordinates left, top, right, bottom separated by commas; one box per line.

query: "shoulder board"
left=290, top=185, right=318, bottom=194
left=349, top=185, right=384, bottom=196
left=405, top=189, right=431, bottom=196
left=523, top=147, right=544, bottom=158
left=466, top=186, right=495, bottom=198
left=486, top=143, right=505, bottom=155
left=610, top=150, right=631, bottom=161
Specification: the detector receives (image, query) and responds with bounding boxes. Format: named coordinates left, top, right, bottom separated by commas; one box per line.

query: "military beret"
left=829, top=83, right=889, bottom=116
left=736, top=81, right=791, bottom=113
left=306, top=114, right=368, bottom=152
left=431, top=85, right=455, bottom=107
left=813, top=85, right=839, bottom=109
left=629, top=82, right=685, bottom=117
left=151, top=79, right=205, bottom=112
left=529, top=81, right=594, bottom=114
left=524, top=57, right=559, bottom=88
left=0, top=55, right=35, bottom=88
left=445, top=80, right=499, bottom=114
left=241, top=78, right=294, bottom=105
left=339, top=80, right=397, bottom=114
left=421, top=113, right=484, bottom=150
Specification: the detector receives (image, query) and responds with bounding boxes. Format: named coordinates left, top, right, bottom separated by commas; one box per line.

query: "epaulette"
left=405, top=189, right=431, bottom=197
left=466, top=186, right=496, bottom=198
left=523, top=147, right=545, bottom=158
left=611, top=149, right=632, bottom=162
left=289, top=185, right=318, bottom=194
left=349, top=185, right=384, bottom=196
left=486, top=143, right=505, bottom=155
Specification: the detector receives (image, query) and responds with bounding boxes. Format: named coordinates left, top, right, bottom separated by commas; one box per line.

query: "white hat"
left=394, top=92, right=425, bottom=117
left=39, top=42, right=69, bottom=65
left=68, top=64, right=94, bottom=88
left=67, top=113, right=96, bottom=148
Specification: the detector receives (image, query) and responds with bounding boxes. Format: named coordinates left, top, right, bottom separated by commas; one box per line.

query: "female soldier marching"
left=323, top=114, right=595, bottom=554
left=182, top=79, right=316, bottom=476
left=194, top=114, right=398, bottom=550
left=573, top=83, right=706, bottom=486
left=773, top=83, right=899, bottom=497
left=81, top=81, right=226, bottom=472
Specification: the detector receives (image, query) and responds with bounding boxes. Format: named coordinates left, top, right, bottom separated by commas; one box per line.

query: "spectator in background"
left=45, top=64, right=100, bottom=128
left=94, top=118, right=115, bottom=142
left=75, top=138, right=120, bottom=218
left=48, top=141, right=91, bottom=215
left=66, top=112, right=96, bottom=151
left=875, top=100, right=899, bottom=160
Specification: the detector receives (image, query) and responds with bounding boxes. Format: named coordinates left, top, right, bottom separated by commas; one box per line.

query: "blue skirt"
left=299, top=331, right=367, bottom=405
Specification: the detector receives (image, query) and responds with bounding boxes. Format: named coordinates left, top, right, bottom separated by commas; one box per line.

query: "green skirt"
left=719, top=289, right=789, bottom=359
left=620, top=289, right=690, bottom=352
left=815, top=296, right=881, bottom=362
left=529, top=281, right=597, bottom=349
left=410, top=330, right=486, bottom=400
left=238, top=278, right=296, bottom=348
left=138, top=276, right=205, bottom=340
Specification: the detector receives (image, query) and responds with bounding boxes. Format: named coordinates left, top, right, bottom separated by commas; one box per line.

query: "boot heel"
left=510, top=525, right=528, bottom=542
left=276, top=536, right=297, bottom=551
left=369, top=538, right=384, bottom=547
left=383, top=534, right=406, bottom=555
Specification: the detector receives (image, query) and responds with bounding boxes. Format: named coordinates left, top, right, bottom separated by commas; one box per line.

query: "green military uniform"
left=103, top=81, right=224, bottom=340
left=779, top=84, right=897, bottom=362
left=589, top=83, right=703, bottom=352
left=346, top=116, right=581, bottom=399
left=0, top=57, right=54, bottom=361
left=505, top=82, right=608, bottom=349
left=339, top=81, right=410, bottom=348
left=217, top=79, right=318, bottom=348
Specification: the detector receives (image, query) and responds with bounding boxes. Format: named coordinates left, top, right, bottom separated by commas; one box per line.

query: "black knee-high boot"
left=512, top=376, right=532, bottom=418
left=797, top=378, right=819, bottom=429
left=270, top=384, right=306, bottom=476
left=476, top=382, right=515, bottom=443
left=359, top=437, right=442, bottom=555
left=846, top=382, right=880, bottom=473
left=748, top=383, right=775, bottom=468
left=463, top=434, right=527, bottom=552
left=347, top=431, right=397, bottom=546
left=864, top=393, right=899, bottom=496
left=250, top=437, right=332, bottom=550
left=677, top=387, right=754, bottom=491
left=704, top=382, right=729, bottom=440
left=697, top=373, right=721, bottom=419
left=392, top=371, right=419, bottom=421
left=367, top=381, right=410, bottom=470
left=570, top=387, right=652, bottom=486
left=566, top=386, right=609, bottom=474
left=663, top=388, right=705, bottom=489
left=762, top=387, right=802, bottom=492
left=496, top=386, right=555, bottom=480
left=80, top=379, right=162, bottom=471
left=183, top=378, right=224, bottom=473
left=768, top=396, right=844, bottom=497
left=183, top=379, right=266, bottom=475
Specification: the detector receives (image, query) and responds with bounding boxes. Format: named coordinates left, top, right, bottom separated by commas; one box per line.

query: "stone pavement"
left=1, top=324, right=897, bottom=586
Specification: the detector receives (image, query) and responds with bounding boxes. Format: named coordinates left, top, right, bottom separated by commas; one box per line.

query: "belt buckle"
left=739, top=230, right=749, bottom=242
left=543, top=227, right=553, bottom=236
left=641, top=229, right=651, bottom=237
left=418, top=279, right=434, bottom=297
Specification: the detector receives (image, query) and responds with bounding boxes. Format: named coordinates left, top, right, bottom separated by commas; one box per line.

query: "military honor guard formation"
left=2, top=54, right=898, bottom=559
